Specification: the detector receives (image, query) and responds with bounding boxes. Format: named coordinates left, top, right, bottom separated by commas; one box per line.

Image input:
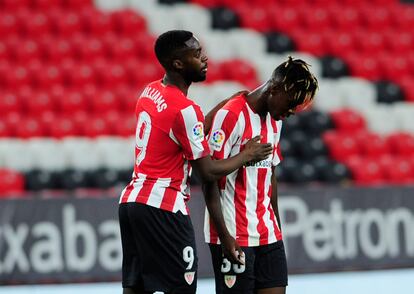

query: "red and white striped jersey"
left=119, top=80, right=210, bottom=215
left=204, top=93, right=283, bottom=247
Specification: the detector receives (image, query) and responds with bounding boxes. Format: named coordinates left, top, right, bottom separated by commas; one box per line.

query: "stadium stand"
left=1, top=0, right=414, bottom=193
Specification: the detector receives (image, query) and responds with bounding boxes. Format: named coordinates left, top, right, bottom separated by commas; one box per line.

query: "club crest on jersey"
left=192, top=122, right=204, bottom=141
left=224, top=275, right=236, bottom=288
left=210, top=129, right=225, bottom=151
left=184, top=271, right=195, bottom=285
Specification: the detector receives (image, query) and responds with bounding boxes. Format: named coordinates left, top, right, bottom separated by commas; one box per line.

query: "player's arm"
left=270, top=168, right=282, bottom=232
left=200, top=180, right=244, bottom=265
left=190, top=136, right=272, bottom=182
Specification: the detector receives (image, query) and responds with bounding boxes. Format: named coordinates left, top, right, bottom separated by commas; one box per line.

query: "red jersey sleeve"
left=171, top=104, right=210, bottom=161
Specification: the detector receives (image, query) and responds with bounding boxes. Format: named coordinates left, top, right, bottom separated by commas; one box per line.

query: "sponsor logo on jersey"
left=192, top=122, right=204, bottom=141
left=210, top=129, right=225, bottom=151
left=224, top=275, right=236, bottom=288
left=245, top=159, right=273, bottom=168
left=184, top=271, right=195, bottom=285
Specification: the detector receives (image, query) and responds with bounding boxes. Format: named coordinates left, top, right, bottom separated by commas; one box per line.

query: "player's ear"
left=172, top=59, right=184, bottom=70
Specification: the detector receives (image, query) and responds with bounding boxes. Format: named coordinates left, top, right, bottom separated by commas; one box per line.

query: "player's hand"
left=221, top=235, right=245, bottom=265
left=243, top=135, right=273, bottom=163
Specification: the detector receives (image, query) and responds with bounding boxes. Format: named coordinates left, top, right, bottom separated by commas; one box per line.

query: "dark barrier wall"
left=1, top=186, right=414, bottom=284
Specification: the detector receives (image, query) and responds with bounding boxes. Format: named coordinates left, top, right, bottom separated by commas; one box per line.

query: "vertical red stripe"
left=160, top=188, right=177, bottom=211
left=235, top=168, right=248, bottom=244
left=256, top=169, right=268, bottom=244
left=234, top=108, right=251, bottom=245
left=136, top=179, right=156, bottom=204
left=120, top=182, right=134, bottom=203
left=256, top=118, right=269, bottom=244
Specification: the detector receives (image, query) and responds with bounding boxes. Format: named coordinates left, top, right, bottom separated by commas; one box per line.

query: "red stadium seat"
left=290, top=30, right=326, bottom=56
left=325, top=31, right=355, bottom=57
left=90, top=90, right=120, bottom=113
left=0, top=14, right=19, bottom=37
left=43, top=38, right=74, bottom=62
left=0, top=92, right=22, bottom=115
left=386, top=133, right=414, bottom=156
left=20, top=12, right=50, bottom=36
left=345, top=53, right=381, bottom=80
left=0, top=41, right=8, bottom=62
left=5, top=66, right=32, bottom=89
left=346, top=157, right=385, bottom=186
left=49, top=116, right=79, bottom=138
left=114, top=115, right=136, bottom=137
left=329, top=108, right=366, bottom=132
left=236, top=5, right=271, bottom=32
left=301, top=7, right=331, bottom=31
left=1, top=0, right=30, bottom=10
left=115, top=85, right=139, bottom=113
left=134, top=33, right=157, bottom=60
left=109, top=37, right=137, bottom=60
left=379, top=54, right=410, bottom=81
left=14, top=40, right=41, bottom=63
left=26, top=92, right=56, bottom=115
left=355, top=131, right=389, bottom=158
left=385, top=30, right=413, bottom=54
left=84, top=12, right=114, bottom=35
left=99, top=64, right=128, bottom=88
left=33, top=65, right=63, bottom=89
left=53, top=12, right=83, bottom=37
left=0, top=119, right=10, bottom=137
left=360, top=7, right=391, bottom=30
left=330, top=6, right=361, bottom=31
left=323, top=131, right=360, bottom=162
left=67, top=64, right=97, bottom=88
left=219, top=59, right=259, bottom=88
left=379, top=156, right=414, bottom=185
left=77, top=38, right=106, bottom=61
left=271, top=7, right=302, bottom=33
left=14, top=117, right=45, bottom=138
left=354, top=31, right=386, bottom=54
left=391, top=6, right=414, bottom=30
left=82, top=116, right=110, bottom=137
left=32, top=0, right=63, bottom=9
left=0, top=169, right=25, bottom=196
left=57, top=89, right=89, bottom=113
left=111, top=10, right=146, bottom=36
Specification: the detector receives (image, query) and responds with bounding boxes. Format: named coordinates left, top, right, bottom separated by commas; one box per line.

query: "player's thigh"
left=255, top=241, right=288, bottom=291
left=209, top=244, right=256, bottom=294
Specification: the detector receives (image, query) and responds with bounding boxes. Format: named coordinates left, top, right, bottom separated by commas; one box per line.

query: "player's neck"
left=246, top=84, right=267, bottom=117
left=162, top=73, right=191, bottom=96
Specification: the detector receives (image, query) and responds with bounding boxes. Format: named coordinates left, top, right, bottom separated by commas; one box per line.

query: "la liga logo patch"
left=192, top=122, right=204, bottom=141
left=210, top=129, right=225, bottom=151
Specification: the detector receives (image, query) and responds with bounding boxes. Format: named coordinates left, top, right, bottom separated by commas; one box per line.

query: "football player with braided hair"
left=204, top=56, right=318, bottom=294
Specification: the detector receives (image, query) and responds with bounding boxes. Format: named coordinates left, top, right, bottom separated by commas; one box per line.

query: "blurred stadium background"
left=1, top=0, right=414, bottom=293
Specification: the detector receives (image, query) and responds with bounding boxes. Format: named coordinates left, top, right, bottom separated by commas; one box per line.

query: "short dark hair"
left=272, top=56, right=319, bottom=108
left=154, top=30, right=194, bottom=69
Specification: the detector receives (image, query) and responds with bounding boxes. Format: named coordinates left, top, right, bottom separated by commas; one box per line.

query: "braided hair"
left=272, top=56, right=319, bottom=111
